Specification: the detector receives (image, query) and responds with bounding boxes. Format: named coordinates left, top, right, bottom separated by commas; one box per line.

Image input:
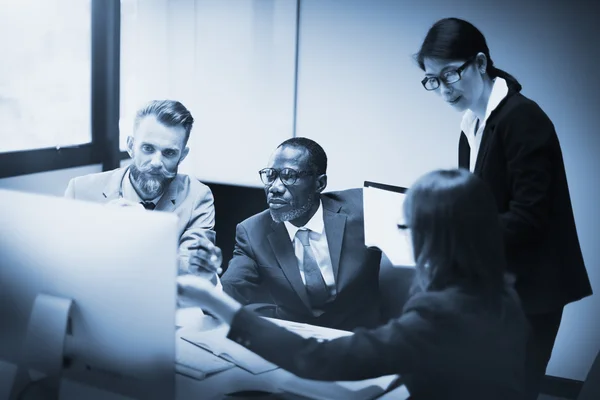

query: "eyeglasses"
left=258, top=167, right=315, bottom=186
left=421, top=57, right=475, bottom=91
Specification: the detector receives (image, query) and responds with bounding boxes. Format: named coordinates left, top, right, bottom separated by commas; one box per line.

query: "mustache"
left=267, top=196, right=288, bottom=203
left=136, top=166, right=176, bottom=179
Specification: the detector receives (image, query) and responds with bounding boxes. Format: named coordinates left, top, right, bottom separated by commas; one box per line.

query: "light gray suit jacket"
left=65, top=166, right=216, bottom=274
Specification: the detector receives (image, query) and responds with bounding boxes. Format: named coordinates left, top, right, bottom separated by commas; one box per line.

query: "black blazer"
left=228, top=285, right=529, bottom=400
left=459, top=77, right=593, bottom=314
left=221, top=189, right=382, bottom=330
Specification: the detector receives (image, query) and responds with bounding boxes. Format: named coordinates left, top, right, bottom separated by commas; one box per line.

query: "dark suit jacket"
left=459, top=77, right=592, bottom=314
left=228, top=285, right=529, bottom=400
left=221, top=189, right=382, bottom=330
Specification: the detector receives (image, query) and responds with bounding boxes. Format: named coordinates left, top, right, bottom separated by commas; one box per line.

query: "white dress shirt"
left=283, top=201, right=337, bottom=299
left=460, top=77, right=509, bottom=172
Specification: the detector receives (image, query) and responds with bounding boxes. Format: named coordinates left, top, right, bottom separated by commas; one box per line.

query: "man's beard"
left=270, top=192, right=315, bottom=223
left=129, top=164, right=177, bottom=199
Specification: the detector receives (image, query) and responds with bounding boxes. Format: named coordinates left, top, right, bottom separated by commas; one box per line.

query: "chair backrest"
left=378, top=253, right=415, bottom=321
left=577, top=349, right=600, bottom=400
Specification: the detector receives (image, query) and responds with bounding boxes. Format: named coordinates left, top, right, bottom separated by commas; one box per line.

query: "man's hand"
left=177, top=274, right=216, bottom=308
left=105, top=198, right=144, bottom=209
left=188, top=236, right=223, bottom=277
left=177, top=275, right=241, bottom=324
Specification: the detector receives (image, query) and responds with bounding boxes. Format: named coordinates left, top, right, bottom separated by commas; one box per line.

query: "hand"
left=177, top=275, right=241, bottom=324
left=105, top=198, right=144, bottom=209
left=177, top=274, right=217, bottom=308
left=188, top=236, right=223, bottom=277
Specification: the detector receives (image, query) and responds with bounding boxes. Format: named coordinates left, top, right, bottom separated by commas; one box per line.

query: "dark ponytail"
left=487, top=62, right=519, bottom=84
left=416, top=18, right=520, bottom=86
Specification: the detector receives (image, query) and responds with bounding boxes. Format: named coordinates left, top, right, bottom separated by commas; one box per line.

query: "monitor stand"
left=9, top=293, right=73, bottom=400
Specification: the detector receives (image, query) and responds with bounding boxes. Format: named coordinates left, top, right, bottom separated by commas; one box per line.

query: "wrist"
left=210, top=291, right=242, bottom=325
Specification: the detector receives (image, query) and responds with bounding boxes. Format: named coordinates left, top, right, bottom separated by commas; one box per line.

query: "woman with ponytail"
left=415, top=17, right=592, bottom=400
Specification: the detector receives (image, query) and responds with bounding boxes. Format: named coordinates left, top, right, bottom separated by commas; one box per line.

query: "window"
left=0, top=0, right=91, bottom=153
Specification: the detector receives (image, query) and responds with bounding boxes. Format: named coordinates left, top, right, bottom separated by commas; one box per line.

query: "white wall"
left=295, top=0, right=600, bottom=381
left=120, top=0, right=298, bottom=187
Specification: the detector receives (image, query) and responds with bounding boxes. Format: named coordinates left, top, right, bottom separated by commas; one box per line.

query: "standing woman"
left=415, top=17, right=593, bottom=399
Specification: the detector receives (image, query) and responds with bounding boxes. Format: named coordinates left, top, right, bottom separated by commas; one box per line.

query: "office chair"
left=378, top=253, right=415, bottom=321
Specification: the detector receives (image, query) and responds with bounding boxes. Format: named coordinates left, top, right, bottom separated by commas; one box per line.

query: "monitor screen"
left=0, top=189, right=179, bottom=399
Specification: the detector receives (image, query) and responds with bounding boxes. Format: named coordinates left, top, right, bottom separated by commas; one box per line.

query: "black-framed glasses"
left=258, top=167, right=314, bottom=186
left=421, top=57, right=476, bottom=91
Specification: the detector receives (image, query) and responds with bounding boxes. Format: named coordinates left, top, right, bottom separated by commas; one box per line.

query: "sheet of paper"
left=279, top=373, right=399, bottom=400
left=262, top=317, right=353, bottom=340
left=180, top=327, right=278, bottom=375
left=337, top=374, right=399, bottom=393
left=363, top=185, right=415, bottom=267
left=175, top=334, right=235, bottom=379
left=264, top=318, right=400, bottom=399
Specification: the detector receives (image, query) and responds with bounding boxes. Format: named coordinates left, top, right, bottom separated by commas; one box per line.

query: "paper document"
left=175, top=333, right=235, bottom=380
left=262, top=317, right=353, bottom=340
left=363, top=182, right=415, bottom=267
left=180, top=326, right=278, bottom=375
left=279, top=373, right=399, bottom=400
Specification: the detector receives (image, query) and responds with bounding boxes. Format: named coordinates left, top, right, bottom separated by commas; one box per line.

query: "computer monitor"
left=0, top=189, right=179, bottom=400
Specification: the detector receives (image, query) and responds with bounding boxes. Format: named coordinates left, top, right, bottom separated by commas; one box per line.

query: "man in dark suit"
left=220, top=137, right=382, bottom=330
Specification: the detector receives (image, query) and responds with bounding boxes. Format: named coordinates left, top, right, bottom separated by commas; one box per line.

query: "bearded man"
left=220, top=137, right=383, bottom=330
left=65, top=100, right=220, bottom=284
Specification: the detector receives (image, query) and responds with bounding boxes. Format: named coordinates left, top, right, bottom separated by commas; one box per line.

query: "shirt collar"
left=283, top=199, right=324, bottom=241
left=122, top=168, right=163, bottom=205
left=460, top=77, right=509, bottom=134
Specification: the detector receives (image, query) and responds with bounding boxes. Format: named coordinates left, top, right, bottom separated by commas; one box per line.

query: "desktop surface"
left=1, top=312, right=407, bottom=400
left=175, top=314, right=403, bottom=400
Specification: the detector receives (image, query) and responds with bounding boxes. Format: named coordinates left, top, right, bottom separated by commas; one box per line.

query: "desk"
left=0, top=310, right=410, bottom=400
left=176, top=355, right=410, bottom=400
left=175, top=312, right=410, bottom=400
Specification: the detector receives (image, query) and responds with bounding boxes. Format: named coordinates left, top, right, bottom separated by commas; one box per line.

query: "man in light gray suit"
left=65, top=100, right=220, bottom=282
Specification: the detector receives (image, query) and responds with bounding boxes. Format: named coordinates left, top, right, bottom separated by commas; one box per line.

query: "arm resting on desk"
left=226, top=306, right=432, bottom=382
left=178, top=274, right=431, bottom=382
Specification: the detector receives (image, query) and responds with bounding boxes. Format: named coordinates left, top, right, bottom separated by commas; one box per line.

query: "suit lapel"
left=102, top=167, right=128, bottom=201
left=322, top=197, right=345, bottom=283
left=155, top=176, right=180, bottom=212
left=268, top=222, right=311, bottom=310
left=473, top=123, right=495, bottom=174
left=458, top=132, right=470, bottom=170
